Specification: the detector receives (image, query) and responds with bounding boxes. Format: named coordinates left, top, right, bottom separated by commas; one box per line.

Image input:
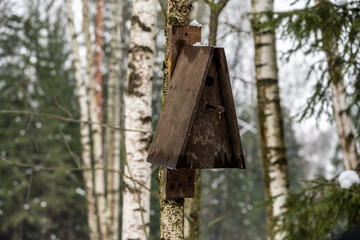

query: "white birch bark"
left=82, top=0, right=107, bottom=238
left=315, top=0, right=359, bottom=171
left=252, top=0, right=290, bottom=239
left=330, top=78, right=359, bottom=170
left=121, top=0, right=157, bottom=239
left=105, top=0, right=123, bottom=239
left=65, top=1, right=98, bottom=239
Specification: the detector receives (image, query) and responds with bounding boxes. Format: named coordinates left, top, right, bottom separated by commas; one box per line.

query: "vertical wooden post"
left=163, top=25, right=201, bottom=199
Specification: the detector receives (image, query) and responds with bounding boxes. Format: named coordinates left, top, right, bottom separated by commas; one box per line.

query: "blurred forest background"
left=0, top=0, right=359, bottom=239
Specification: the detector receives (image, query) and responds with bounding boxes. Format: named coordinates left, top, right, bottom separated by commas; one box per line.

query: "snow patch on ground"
left=338, top=170, right=360, bottom=189
left=189, top=20, right=202, bottom=27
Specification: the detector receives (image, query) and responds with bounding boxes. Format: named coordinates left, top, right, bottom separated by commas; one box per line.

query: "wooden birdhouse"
left=148, top=45, right=245, bottom=170
left=147, top=26, right=245, bottom=199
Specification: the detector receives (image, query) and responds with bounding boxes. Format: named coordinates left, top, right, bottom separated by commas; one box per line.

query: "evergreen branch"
left=275, top=176, right=360, bottom=239
left=0, top=109, right=152, bottom=134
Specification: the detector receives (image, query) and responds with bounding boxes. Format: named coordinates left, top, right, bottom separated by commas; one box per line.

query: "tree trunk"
left=95, top=0, right=104, bottom=130
left=158, top=1, right=192, bottom=240
left=313, top=0, right=359, bottom=170
left=121, top=0, right=157, bottom=239
left=65, top=1, right=98, bottom=239
left=252, top=0, right=290, bottom=239
left=105, top=0, right=123, bottom=239
left=184, top=170, right=202, bottom=240
left=326, top=50, right=359, bottom=170
left=207, top=0, right=229, bottom=46
left=330, top=81, right=359, bottom=170
left=82, top=0, right=107, bottom=238
left=208, top=9, right=219, bottom=46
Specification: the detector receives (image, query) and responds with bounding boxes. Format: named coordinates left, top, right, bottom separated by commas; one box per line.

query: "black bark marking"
left=129, top=45, right=153, bottom=54
left=127, top=63, right=144, bottom=97
left=255, top=42, right=271, bottom=48
left=140, top=116, right=152, bottom=124
left=131, top=15, right=151, bottom=32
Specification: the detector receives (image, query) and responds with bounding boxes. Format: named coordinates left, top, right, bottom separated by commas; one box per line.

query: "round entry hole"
left=205, top=76, right=214, bottom=86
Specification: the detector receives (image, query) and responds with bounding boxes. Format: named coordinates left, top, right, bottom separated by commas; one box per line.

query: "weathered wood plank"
left=162, top=25, right=201, bottom=199
left=178, top=58, right=235, bottom=168
left=215, top=48, right=246, bottom=169
left=148, top=46, right=214, bottom=168
left=168, top=26, right=202, bottom=83
left=164, top=169, right=195, bottom=198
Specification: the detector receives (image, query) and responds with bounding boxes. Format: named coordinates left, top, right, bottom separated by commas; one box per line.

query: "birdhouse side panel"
left=215, top=48, right=246, bottom=169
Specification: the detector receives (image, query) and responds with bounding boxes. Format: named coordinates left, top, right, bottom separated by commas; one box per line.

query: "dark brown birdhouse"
left=148, top=45, right=245, bottom=170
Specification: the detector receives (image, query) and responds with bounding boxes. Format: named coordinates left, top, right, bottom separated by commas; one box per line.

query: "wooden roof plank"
left=148, top=46, right=214, bottom=168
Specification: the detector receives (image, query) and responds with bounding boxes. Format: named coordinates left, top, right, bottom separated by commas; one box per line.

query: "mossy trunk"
left=252, top=0, right=290, bottom=239
left=159, top=1, right=192, bottom=239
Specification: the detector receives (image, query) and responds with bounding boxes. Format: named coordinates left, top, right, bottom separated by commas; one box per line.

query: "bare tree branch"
left=0, top=156, right=160, bottom=199
left=0, top=109, right=152, bottom=134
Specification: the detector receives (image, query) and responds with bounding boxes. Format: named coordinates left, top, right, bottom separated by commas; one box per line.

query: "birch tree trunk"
left=252, top=0, right=290, bottom=239
left=158, top=1, right=192, bottom=239
left=326, top=50, right=359, bottom=170
left=82, top=0, right=107, bottom=238
left=106, top=0, right=123, bottom=239
left=330, top=81, right=359, bottom=170
left=121, top=0, right=157, bottom=239
left=65, top=1, right=98, bottom=239
left=313, top=0, right=359, bottom=170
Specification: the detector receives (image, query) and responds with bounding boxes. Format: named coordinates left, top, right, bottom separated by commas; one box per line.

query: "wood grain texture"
left=215, top=48, right=246, bottom=169
left=148, top=47, right=245, bottom=170
left=162, top=25, right=201, bottom=199
left=168, top=26, right=202, bottom=82
left=164, top=169, right=195, bottom=198
left=148, top=46, right=214, bottom=168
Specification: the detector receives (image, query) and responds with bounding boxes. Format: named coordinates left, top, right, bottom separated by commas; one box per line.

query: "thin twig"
left=199, top=215, right=225, bottom=235
left=0, top=109, right=152, bottom=134
left=58, top=126, right=82, bottom=168
left=54, top=99, right=74, bottom=119
left=0, top=156, right=160, bottom=199
left=25, top=173, right=33, bottom=202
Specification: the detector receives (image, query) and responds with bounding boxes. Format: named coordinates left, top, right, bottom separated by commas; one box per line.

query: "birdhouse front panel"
left=176, top=56, right=235, bottom=169
left=148, top=46, right=245, bottom=170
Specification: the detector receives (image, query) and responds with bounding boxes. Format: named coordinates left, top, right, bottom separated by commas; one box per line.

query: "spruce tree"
left=0, top=2, right=87, bottom=239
